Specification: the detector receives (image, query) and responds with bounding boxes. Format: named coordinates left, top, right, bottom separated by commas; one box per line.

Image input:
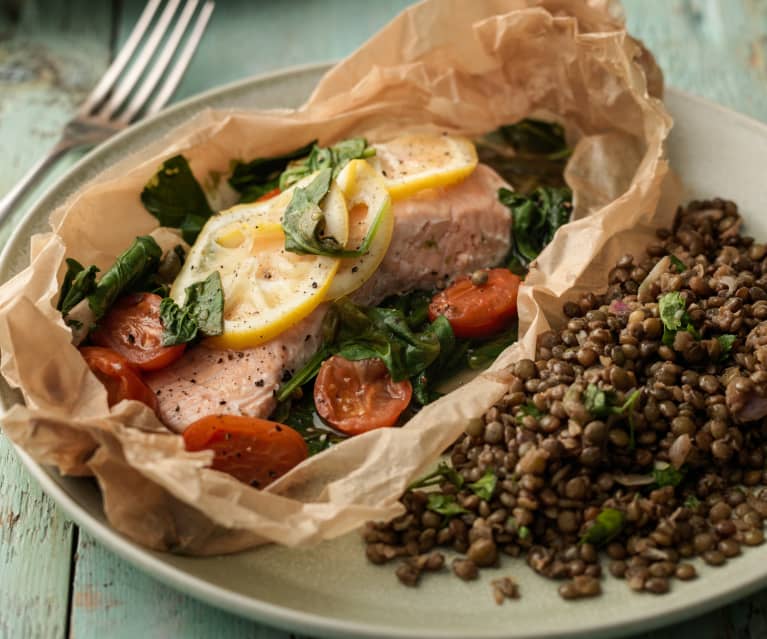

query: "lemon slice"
left=172, top=179, right=347, bottom=349
left=369, top=134, right=478, bottom=200
left=324, top=159, right=394, bottom=300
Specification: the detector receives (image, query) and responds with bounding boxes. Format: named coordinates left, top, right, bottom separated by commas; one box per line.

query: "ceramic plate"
left=4, top=63, right=767, bottom=639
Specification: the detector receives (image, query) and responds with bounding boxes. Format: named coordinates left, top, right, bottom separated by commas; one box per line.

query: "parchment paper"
left=0, top=0, right=677, bottom=554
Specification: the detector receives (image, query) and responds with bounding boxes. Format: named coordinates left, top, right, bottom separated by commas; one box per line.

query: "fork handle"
left=0, top=139, right=78, bottom=230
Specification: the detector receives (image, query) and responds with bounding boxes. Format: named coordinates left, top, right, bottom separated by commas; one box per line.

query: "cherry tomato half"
left=256, top=187, right=281, bottom=202
left=314, top=355, right=412, bottom=436
left=80, top=346, right=158, bottom=411
left=183, top=415, right=308, bottom=487
left=428, top=268, right=521, bottom=339
left=92, top=292, right=186, bottom=371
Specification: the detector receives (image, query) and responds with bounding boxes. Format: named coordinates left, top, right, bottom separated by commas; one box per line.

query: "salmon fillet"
left=146, top=164, right=512, bottom=431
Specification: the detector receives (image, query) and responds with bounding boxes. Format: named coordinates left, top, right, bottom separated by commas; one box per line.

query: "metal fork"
left=0, top=0, right=215, bottom=226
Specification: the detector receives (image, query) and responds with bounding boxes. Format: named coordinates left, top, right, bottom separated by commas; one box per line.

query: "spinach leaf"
left=279, top=137, right=374, bottom=190
left=467, top=324, right=518, bottom=369
left=653, top=464, right=686, bottom=488
left=87, top=236, right=163, bottom=321
left=159, top=298, right=198, bottom=345
left=183, top=271, right=224, bottom=336
left=229, top=140, right=316, bottom=201
left=468, top=469, right=497, bottom=501
left=479, top=119, right=570, bottom=194
left=426, top=494, right=468, bottom=517
left=409, top=461, right=464, bottom=490
left=277, top=296, right=455, bottom=409
left=502, top=118, right=569, bottom=158
left=335, top=300, right=444, bottom=382
left=281, top=167, right=383, bottom=259
left=159, top=272, right=224, bottom=346
left=141, top=155, right=214, bottom=244
left=281, top=168, right=343, bottom=256
left=273, top=394, right=347, bottom=456
left=380, top=290, right=433, bottom=329
left=580, top=507, right=624, bottom=546
left=58, top=258, right=99, bottom=316
left=274, top=346, right=332, bottom=403
left=499, top=186, right=572, bottom=269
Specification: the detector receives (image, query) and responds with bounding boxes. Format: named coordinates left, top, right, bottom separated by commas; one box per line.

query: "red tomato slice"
left=183, top=415, right=308, bottom=487
left=428, top=268, right=521, bottom=339
left=256, top=187, right=281, bottom=202
left=80, top=346, right=158, bottom=411
left=313, top=355, right=412, bottom=436
left=92, top=292, right=185, bottom=371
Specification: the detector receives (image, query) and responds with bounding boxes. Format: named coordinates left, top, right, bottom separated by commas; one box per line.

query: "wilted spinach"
left=159, top=271, right=224, bottom=346
left=499, top=186, right=572, bottom=271
left=140, top=155, right=214, bottom=244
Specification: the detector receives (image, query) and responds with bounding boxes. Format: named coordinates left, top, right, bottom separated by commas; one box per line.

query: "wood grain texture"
left=68, top=536, right=291, bottom=639
left=623, top=0, right=767, bottom=122
left=1, top=1, right=766, bottom=638
left=0, top=3, right=113, bottom=638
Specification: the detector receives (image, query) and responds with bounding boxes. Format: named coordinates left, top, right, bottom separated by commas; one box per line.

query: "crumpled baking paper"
left=0, top=0, right=677, bottom=554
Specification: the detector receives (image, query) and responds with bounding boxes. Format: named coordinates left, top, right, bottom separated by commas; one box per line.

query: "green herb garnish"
left=580, top=508, right=624, bottom=546
left=658, top=291, right=700, bottom=346
left=652, top=464, right=686, bottom=488
left=409, top=461, right=464, bottom=490
left=468, top=469, right=497, bottom=501
left=516, top=401, right=543, bottom=424
left=684, top=495, right=701, bottom=509
left=717, top=334, right=737, bottom=360
left=140, top=155, right=214, bottom=244
left=583, top=385, right=641, bottom=448
left=426, top=494, right=468, bottom=517
left=669, top=254, right=686, bottom=273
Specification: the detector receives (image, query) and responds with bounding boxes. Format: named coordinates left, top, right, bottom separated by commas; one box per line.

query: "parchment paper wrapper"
left=0, top=0, right=677, bottom=554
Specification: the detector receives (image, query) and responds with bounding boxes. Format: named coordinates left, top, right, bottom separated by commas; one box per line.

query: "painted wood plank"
left=0, top=2, right=114, bottom=639
left=623, top=0, right=767, bottom=123
left=0, top=437, right=75, bottom=639
left=68, top=535, right=292, bottom=639
left=0, top=0, right=115, bottom=246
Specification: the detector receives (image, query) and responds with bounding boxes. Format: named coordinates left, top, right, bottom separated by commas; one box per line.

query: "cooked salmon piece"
left=146, top=164, right=512, bottom=432
left=146, top=308, right=327, bottom=432
left=351, top=163, right=512, bottom=305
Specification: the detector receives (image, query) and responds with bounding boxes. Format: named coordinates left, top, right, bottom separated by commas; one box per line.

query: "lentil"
left=365, top=199, right=767, bottom=602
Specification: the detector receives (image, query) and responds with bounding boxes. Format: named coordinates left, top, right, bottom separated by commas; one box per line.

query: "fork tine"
left=145, top=1, right=215, bottom=116
left=117, top=0, right=199, bottom=124
left=78, top=0, right=162, bottom=116
left=99, top=0, right=182, bottom=120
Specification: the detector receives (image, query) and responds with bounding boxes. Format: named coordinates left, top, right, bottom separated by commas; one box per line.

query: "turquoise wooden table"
left=2, top=1, right=767, bottom=637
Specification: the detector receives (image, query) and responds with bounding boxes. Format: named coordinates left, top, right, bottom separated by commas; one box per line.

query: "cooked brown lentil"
left=367, top=199, right=767, bottom=600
